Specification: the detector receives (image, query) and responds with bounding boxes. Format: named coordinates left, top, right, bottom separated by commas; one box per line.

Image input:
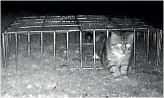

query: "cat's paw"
left=120, top=65, right=128, bottom=75
left=111, top=68, right=121, bottom=78
left=113, top=75, right=128, bottom=82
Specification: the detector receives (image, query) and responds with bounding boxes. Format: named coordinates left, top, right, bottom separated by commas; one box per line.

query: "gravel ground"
left=1, top=33, right=163, bottom=98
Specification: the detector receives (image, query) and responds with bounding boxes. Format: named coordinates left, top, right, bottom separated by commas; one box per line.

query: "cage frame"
left=1, top=15, right=163, bottom=71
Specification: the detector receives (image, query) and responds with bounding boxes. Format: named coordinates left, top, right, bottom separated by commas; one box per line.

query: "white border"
left=0, top=0, right=163, bottom=98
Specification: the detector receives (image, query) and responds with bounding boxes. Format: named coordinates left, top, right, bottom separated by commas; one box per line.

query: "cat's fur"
left=95, top=31, right=134, bottom=78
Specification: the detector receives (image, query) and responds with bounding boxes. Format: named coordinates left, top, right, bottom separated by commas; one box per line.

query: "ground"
left=1, top=15, right=163, bottom=98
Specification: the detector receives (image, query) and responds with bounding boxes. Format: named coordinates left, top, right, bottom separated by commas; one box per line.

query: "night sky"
left=1, top=1, right=163, bottom=29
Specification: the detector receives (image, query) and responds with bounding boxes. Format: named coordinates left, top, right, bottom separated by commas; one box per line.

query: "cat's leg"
left=109, top=65, right=120, bottom=78
left=107, top=60, right=121, bottom=78
left=120, top=61, right=129, bottom=76
left=103, top=57, right=123, bottom=80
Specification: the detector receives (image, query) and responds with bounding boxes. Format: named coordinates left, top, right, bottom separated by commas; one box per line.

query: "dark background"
left=1, top=1, right=163, bottom=30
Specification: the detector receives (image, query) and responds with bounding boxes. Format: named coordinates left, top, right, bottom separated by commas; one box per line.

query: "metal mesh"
left=5, top=15, right=156, bottom=33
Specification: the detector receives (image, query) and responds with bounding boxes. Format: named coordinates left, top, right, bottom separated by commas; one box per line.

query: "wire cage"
left=1, top=15, right=163, bottom=71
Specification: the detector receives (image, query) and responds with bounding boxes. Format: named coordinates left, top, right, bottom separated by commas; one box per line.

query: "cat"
left=94, top=30, right=134, bottom=78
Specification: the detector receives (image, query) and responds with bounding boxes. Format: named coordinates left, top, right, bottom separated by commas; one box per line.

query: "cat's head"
left=110, top=31, right=134, bottom=55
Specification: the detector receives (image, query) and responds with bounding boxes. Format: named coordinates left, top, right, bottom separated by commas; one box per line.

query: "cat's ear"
left=128, top=33, right=134, bottom=42
left=128, top=33, right=134, bottom=39
left=111, top=32, right=118, bottom=37
left=111, top=32, right=119, bottom=43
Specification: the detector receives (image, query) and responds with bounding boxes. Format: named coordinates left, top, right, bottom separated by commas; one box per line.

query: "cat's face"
left=110, top=31, right=134, bottom=55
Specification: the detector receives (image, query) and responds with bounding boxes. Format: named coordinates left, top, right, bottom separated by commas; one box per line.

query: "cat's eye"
left=126, top=44, right=131, bottom=50
left=116, top=43, right=122, bottom=48
left=126, top=44, right=131, bottom=48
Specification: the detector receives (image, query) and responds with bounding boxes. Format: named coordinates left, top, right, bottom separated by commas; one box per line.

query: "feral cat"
left=96, top=31, right=134, bottom=78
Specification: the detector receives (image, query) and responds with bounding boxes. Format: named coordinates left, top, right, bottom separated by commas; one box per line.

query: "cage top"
left=4, top=15, right=159, bottom=34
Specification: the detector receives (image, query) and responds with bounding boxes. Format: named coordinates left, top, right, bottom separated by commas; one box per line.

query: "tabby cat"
left=95, top=30, right=134, bottom=78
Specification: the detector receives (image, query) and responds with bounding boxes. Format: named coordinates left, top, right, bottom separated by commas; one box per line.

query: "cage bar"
left=55, top=67, right=104, bottom=71
left=159, top=30, right=162, bottom=62
left=41, top=32, right=43, bottom=66
left=133, top=29, right=136, bottom=68
left=137, top=31, right=140, bottom=48
left=106, top=29, right=109, bottom=38
left=53, top=31, right=56, bottom=69
left=9, top=33, right=12, bottom=42
left=80, top=31, right=83, bottom=69
left=27, top=32, right=31, bottom=56
left=5, top=27, right=154, bottom=34
left=93, top=30, right=96, bottom=68
left=5, top=33, right=9, bottom=67
left=15, top=32, right=18, bottom=71
left=156, top=30, right=161, bottom=67
left=144, top=32, right=146, bottom=49
left=147, top=29, right=149, bottom=61
left=2, top=33, right=6, bottom=68
left=66, top=30, right=69, bottom=60
left=156, top=31, right=159, bottom=67
left=8, top=33, right=12, bottom=57
left=53, top=31, right=56, bottom=59
left=134, top=29, right=136, bottom=63
left=161, top=30, right=163, bottom=63
left=160, top=30, right=163, bottom=46
left=154, top=32, right=157, bottom=57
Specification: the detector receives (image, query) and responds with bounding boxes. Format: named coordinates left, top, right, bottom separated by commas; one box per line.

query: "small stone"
left=53, top=86, right=56, bottom=89
left=82, top=93, right=88, bottom=97
left=27, top=84, right=32, bottom=89
left=64, top=94, right=68, bottom=98
left=76, top=50, right=79, bottom=53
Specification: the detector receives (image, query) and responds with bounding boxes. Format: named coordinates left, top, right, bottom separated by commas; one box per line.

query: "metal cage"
left=1, top=15, right=163, bottom=70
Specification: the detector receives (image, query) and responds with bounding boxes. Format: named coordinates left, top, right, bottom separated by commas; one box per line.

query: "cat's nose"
left=121, top=46, right=126, bottom=53
left=121, top=46, right=126, bottom=50
left=122, top=50, right=126, bottom=53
